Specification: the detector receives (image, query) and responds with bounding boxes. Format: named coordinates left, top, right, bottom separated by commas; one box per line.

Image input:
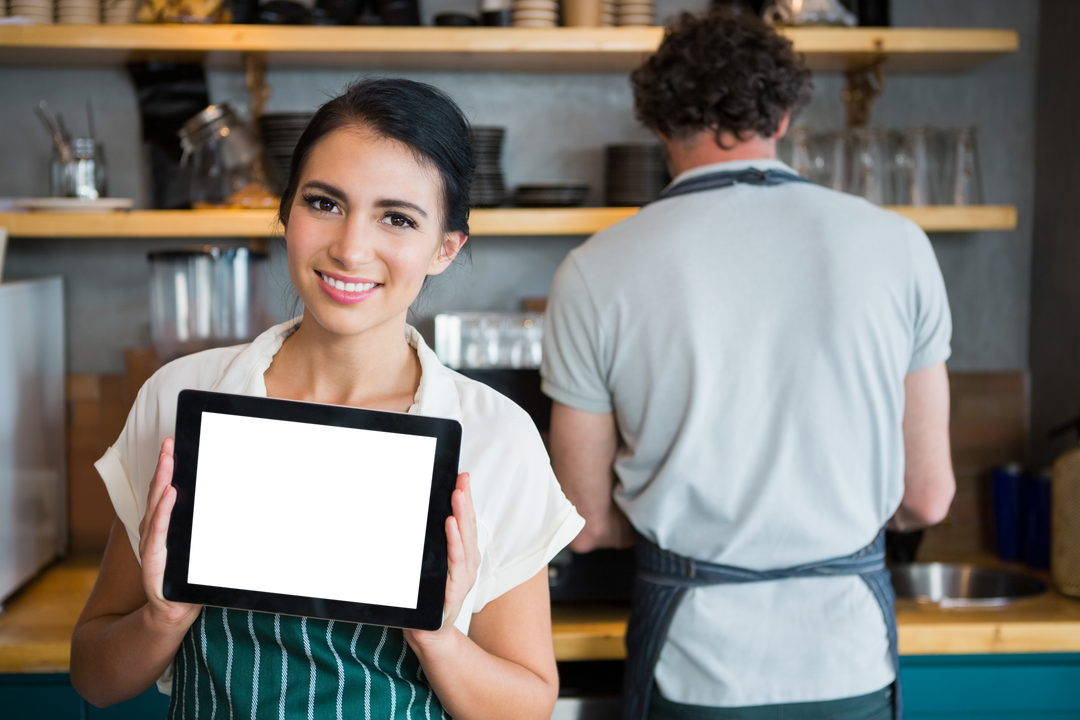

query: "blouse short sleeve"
left=95, top=345, right=249, bottom=563
left=452, top=377, right=584, bottom=611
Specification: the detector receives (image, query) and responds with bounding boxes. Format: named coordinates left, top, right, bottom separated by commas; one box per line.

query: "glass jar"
left=50, top=138, right=107, bottom=200
left=179, top=104, right=273, bottom=208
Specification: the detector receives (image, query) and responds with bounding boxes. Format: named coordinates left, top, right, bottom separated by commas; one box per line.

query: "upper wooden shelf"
left=0, top=25, right=1018, bottom=73
left=0, top=205, right=1017, bottom=238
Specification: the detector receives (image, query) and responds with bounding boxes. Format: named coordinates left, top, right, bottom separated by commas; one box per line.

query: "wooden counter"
left=4, top=557, right=1080, bottom=673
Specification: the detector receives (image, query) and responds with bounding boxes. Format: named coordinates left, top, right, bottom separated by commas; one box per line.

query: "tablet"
left=163, top=390, right=462, bottom=631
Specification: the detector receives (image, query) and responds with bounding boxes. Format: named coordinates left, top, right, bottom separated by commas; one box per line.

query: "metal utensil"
left=86, top=98, right=96, bottom=141
left=34, top=102, right=72, bottom=165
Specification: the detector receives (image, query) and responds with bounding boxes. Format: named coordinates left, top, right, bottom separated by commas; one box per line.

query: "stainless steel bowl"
left=890, top=562, right=1046, bottom=608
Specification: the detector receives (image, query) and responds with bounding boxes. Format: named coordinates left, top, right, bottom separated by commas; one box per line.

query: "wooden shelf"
left=0, top=205, right=1016, bottom=238
left=0, top=25, right=1018, bottom=73
left=883, top=204, right=1017, bottom=232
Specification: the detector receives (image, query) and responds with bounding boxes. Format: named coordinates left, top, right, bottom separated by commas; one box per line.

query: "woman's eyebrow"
left=300, top=180, right=347, bottom=201
left=376, top=198, right=429, bottom=219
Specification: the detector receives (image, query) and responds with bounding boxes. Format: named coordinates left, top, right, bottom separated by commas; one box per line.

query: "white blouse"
left=96, top=318, right=583, bottom=692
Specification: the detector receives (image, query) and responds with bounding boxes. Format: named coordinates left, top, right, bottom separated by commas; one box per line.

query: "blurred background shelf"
left=0, top=26, right=1018, bottom=73
left=0, top=205, right=1017, bottom=238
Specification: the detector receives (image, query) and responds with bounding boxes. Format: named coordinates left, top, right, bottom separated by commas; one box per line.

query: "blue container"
left=991, top=465, right=1022, bottom=561
left=1020, top=472, right=1052, bottom=570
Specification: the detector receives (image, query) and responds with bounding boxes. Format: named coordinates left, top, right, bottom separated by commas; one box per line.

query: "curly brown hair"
left=630, top=8, right=813, bottom=147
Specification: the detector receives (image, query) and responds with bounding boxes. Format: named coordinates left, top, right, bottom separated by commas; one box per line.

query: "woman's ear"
left=428, top=231, right=468, bottom=275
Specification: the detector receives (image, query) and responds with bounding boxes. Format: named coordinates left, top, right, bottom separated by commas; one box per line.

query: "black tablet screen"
left=187, top=411, right=436, bottom=610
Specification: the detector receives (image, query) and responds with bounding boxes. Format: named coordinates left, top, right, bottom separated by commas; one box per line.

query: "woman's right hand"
left=138, top=436, right=201, bottom=629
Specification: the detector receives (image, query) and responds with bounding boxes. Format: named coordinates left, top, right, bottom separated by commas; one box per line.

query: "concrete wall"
left=0, top=0, right=1038, bottom=377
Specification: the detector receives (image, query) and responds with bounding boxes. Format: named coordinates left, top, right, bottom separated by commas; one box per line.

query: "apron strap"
left=622, top=531, right=901, bottom=720
left=654, top=167, right=811, bottom=203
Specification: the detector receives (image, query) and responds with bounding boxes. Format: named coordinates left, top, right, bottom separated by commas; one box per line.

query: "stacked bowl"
left=511, top=0, right=557, bottom=27
left=257, top=112, right=314, bottom=195
left=10, top=0, right=55, bottom=22
left=512, top=183, right=589, bottom=208
left=600, top=0, right=616, bottom=26
left=605, top=144, right=671, bottom=206
left=617, top=0, right=653, bottom=25
left=57, top=0, right=101, bottom=23
left=469, top=126, right=507, bottom=208
left=102, top=0, right=139, bottom=22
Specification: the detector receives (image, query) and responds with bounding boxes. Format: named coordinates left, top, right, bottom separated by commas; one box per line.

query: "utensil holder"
left=50, top=138, right=107, bottom=200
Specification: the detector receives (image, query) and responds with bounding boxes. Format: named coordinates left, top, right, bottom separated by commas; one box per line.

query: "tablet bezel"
left=163, top=389, right=461, bottom=631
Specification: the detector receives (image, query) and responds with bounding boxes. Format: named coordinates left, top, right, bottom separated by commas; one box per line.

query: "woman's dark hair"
left=278, top=78, right=475, bottom=237
left=630, top=8, right=813, bottom=147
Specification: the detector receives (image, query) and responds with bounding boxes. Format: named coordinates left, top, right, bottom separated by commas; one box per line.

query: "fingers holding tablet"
left=138, top=437, right=201, bottom=629
left=448, top=473, right=481, bottom=624
left=407, top=471, right=480, bottom=647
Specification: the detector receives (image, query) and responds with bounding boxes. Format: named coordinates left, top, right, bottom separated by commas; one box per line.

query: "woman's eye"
left=303, top=194, right=341, bottom=214
left=384, top=212, right=416, bottom=229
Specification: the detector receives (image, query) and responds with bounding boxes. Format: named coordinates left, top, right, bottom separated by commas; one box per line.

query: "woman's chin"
left=300, top=300, right=400, bottom=340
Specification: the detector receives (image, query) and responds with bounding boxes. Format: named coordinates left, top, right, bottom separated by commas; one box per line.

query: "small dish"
left=15, top=197, right=135, bottom=213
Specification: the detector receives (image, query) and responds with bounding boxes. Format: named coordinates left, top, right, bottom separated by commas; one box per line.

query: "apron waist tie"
left=623, top=530, right=900, bottom=720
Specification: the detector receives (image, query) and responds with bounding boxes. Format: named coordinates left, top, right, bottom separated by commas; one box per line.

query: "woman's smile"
left=316, top=270, right=382, bottom=305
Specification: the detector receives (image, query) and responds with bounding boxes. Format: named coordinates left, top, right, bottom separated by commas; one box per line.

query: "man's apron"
left=622, top=166, right=901, bottom=720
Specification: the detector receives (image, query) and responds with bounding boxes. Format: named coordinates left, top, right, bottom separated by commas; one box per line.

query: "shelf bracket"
left=842, top=44, right=886, bottom=127
left=244, top=52, right=271, bottom=123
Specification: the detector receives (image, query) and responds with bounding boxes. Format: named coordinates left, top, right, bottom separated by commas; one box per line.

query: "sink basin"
left=890, top=562, right=1046, bottom=608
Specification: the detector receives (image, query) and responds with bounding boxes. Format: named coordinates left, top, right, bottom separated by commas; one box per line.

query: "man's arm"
left=548, top=401, right=634, bottom=552
left=892, top=362, right=956, bottom=530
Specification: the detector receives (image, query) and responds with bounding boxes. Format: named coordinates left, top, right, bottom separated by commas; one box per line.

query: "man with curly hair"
left=542, top=8, right=956, bottom=720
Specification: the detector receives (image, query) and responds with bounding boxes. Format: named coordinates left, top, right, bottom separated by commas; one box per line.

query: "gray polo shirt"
left=541, top=159, right=951, bottom=706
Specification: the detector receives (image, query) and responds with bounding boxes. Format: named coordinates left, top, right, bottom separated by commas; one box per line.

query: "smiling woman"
left=69, top=79, right=584, bottom=720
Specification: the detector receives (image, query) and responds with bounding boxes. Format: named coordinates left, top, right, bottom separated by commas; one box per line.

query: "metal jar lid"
left=179, top=103, right=239, bottom=142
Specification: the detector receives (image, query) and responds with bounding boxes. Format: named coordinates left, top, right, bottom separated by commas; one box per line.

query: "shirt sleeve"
left=463, top=392, right=585, bottom=611
left=94, top=378, right=164, bottom=563
left=540, top=253, right=613, bottom=413
left=906, top=224, right=953, bottom=373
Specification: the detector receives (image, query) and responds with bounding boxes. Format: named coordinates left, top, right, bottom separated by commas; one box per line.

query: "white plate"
left=14, top=197, right=135, bottom=213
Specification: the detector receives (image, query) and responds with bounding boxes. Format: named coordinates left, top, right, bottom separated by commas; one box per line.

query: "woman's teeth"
left=320, top=273, right=377, bottom=293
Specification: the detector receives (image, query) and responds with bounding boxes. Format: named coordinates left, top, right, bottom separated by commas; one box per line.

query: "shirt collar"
left=406, top=324, right=464, bottom=423
left=210, top=317, right=463, bottom=423
left=666, top=158, right=798, bottom=192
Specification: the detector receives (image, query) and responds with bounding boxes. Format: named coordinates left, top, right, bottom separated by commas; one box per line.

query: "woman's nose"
left=328, top=216, right=376, bottom=269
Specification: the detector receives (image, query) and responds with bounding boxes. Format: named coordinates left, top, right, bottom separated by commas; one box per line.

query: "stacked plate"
left=600, top=0, right=616, bottom=26
left=617, top=0, right=653, bottom=26
left=470, top=126, right=507, bottom=208
left=257, top=112, right=314, bottom=195
left=10, top=0, right=54, bottom=22
left=512, top=183, right=589, bottom=208
left=511, top=0, right=557, bottom=27
left=57, top=0, right=100, bottom=23
left=605, top=144, right=671, bottom=206
left=102, top=0, right=138, bottom=22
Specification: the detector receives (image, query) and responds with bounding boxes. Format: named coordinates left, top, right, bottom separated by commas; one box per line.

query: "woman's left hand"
left=405, top=472, right=479, bottom=649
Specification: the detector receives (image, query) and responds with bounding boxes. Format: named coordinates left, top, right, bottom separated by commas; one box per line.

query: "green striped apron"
left=168, top=607, right=448, bottom=720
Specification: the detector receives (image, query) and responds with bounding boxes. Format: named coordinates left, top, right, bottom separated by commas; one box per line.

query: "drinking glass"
left=944, top=126, right=983, bottom=206
left=810, top=130, right=849, bottom=191
left=848, top=126, right=890, bottom=205
left=786, top=127, right=814, bottom=179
